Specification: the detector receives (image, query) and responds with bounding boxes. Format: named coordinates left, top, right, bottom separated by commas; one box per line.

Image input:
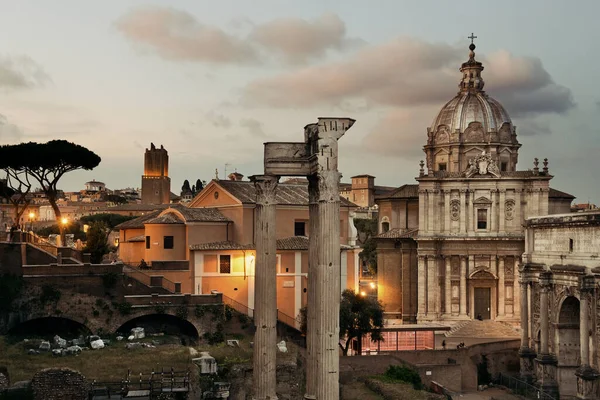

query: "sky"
left=0, top=0, right=599, bottom=203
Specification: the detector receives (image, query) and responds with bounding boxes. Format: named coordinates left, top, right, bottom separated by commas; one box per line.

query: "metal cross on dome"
left=468, top=33, right=477, bottom=44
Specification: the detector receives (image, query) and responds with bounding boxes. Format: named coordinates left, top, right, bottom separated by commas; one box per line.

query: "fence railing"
left=123, top=265, right=178, bottom=293
left=496, top=373, right=556, bottom=400
left=277, top=310, right=302, bottom=331
left=22, top=231, right=59, bottom=257
left=89, top=368, right=190, bottom=399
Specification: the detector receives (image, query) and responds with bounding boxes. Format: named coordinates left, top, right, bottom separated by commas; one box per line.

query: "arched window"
left=382, top=222, right=390, bottom=233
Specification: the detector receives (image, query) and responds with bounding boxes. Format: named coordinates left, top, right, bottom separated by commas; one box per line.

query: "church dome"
left=423, top=38, right=521, bottom=174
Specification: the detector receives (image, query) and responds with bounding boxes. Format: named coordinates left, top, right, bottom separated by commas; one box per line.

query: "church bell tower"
left=141, top=143, right=170, bottom=205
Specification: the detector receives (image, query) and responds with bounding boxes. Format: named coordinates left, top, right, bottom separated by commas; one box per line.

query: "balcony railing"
left=123, top=265, right=179, bottom=293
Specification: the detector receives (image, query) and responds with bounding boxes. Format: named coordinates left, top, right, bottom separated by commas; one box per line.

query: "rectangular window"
left=477, top=209, right=488, bottom=230
left=501, top=162, right=507, bottom=172
left=438, top=163, right=447, bottom=171
left=219, top=255, right=231, bottom=274
left=294, top=221, right=306, bottom=236
left=145, top=236, right=150, bottom=249
left=164, top=236, right=174, bottom=249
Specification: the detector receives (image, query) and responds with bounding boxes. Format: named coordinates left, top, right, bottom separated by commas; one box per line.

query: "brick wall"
left=31, top=368, right=88, bottom=400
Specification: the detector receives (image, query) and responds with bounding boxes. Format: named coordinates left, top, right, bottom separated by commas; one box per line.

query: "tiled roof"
left=190, top=241, right=254, bottom=251
left=375, top=228, right=419, bottom=239
left=216, top=180, right=356, bottom=207
left=277, top=236, right=309, bottom=250
left=108, top=204, right=169, bottom=211
left=549, top=188, right=575, bottom=199
left=165, top=204, right=230, bottom=222
left=376, top=184, right=419, bottom=200
left=127, top=235, right=145, bottom=242
left=115, top=210, right=162, bottom=229
left=145, top=213, right=184, bottom=224
left=190, top=237, right=354, bottom=251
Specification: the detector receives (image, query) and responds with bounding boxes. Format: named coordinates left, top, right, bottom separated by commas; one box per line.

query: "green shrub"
left=113, top=301, right=132, bottom=315
left=383, top=365, right=423, bottom=390
left=175, top=305, right=188, bottom=319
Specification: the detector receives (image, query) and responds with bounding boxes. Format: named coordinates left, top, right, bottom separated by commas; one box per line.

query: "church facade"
left=376, top=41, right=574, bottom=325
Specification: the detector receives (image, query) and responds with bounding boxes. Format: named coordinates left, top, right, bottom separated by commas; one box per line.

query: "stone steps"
left=445, top=320, right=520, bottom=338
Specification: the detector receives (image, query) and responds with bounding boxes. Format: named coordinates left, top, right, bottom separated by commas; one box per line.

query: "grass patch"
left=0, top=336, right=192, bottom=382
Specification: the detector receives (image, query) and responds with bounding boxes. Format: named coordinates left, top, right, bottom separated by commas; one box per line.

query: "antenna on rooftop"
left=224, top=163, right=231, bottom=178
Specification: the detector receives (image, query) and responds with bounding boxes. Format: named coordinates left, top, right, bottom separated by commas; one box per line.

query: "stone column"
left=459, top=256, right=467, bottom=317
left=444, top=256, right=452, bottom=316
left=514, top=189, right=522, bottom=225
left=513, top=257, right=520, bottom=318
left=251, top=175, right=279, bottom=400
left=467, top=190, right=473, bottom=234
left=418, top=190, right=426, bottom=234
left=518, top=278, right=536, bottom=382
left=498, top=257, right=505, bottom=317
left=576, top=275, right=600, bottom=399
left=427, top=255, right=438, bottom=318
left=459, top=189, right=466, bottom=234
left=499, top=189, right=506, bottom=233
left=490, top=189, right=497, bottom=232
left=536, top=271, right=558, bottom=397
left=444, top=190, right=451, bottom=232
left=314, top=168, right=342, bottom=399
left=304, top=175, right=319, bottom=400
left=417, top=255, right=426, bottom=320
left=427, top=190, right=434, bottom=233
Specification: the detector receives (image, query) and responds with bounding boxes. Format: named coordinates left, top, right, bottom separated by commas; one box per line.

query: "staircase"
left=444, top=319, right=520, bottom=338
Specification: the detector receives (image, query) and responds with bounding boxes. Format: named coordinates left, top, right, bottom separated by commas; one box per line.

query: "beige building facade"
left=376, top=42, right=574, bottom=325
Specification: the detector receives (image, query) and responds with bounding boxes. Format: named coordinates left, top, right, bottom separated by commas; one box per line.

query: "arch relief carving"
left=464, top=123, right=485, bottom=143
left=435, top=126, right=450, bottom=144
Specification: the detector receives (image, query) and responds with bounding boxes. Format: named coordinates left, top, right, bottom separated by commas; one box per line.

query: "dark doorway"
left=474, top=288, right=491, bottom=319
left=8, top=317, right=91, bottom=337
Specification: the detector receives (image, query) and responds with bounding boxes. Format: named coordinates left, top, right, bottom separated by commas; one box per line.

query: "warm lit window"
left=164, top=236, right=174, bottom=249
left=145, top=236, right=150, bottom=249
left=219, top=255, right=231, bottom=274
left=477, top=209, right=488, bottom=230
left=294, top=221, right=306, bottom=236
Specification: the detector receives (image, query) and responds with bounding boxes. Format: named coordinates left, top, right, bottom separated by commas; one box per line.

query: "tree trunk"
left=48, top=196, right=65, bottom=246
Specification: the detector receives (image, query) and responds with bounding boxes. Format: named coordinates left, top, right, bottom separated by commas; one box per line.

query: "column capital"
left=459, top=189, right=468, bottom=194
left=539, top=271, right=553, bottom=291
left=443, top=189, right=452, bottom=194
left=580, top=275, right=596, bottom=294
left=251, top=175, right=279, bottom=205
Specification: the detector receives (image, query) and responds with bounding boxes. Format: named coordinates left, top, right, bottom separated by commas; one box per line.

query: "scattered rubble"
left=277, top=341, right=288, bottom=353
left=53, top=335, right=67, bottom=348
left=125, top=342, right=155, bottom=350
left=38, top=341, right=51, bottom=352
left=131, top=327, right=145, bottom=339
left=226, top=339, right=240, bottom=347
left=193, top=352, right=217, bottom=374
left=90, top=339, right=105, bottom=350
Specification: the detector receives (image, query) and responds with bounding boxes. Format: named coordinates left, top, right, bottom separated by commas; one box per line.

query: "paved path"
left=456, top=387, right=522, bottom=399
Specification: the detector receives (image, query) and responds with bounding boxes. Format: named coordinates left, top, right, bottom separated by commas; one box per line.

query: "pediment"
left=473, top=196, right=492, bottom=205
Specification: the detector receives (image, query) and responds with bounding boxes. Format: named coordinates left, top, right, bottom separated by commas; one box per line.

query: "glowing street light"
left=61, top=217, right=68, bottom=226
left=369, top=282, right=376, bottom=289
left=360, top=291, right=367, bottom=297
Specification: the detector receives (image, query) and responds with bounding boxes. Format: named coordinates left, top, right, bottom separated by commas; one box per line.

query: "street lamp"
left=28, top=212, right=35, bottom=232
left=61, top=217, right=68, bottom=226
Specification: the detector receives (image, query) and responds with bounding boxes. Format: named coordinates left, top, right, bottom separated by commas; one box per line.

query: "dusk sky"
left=1, top=1, right=598, bottom=203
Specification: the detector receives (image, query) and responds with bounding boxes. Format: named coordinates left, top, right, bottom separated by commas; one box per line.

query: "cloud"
left=239, top=117, right=266, bottom=137
left=0, top=114, right=23, bottom=140
left=242, top=37, right=575, bottom=117
left=206, top=111, right=232, bottom=128
left=249, top=13, right=361, bottom=64
left=115, top=7, right=356, bottom=65
left=115, top=6, right=257, bottom=63
left=516, top=119, right=552, bottom=136
left=0, top=55, right=51, bottom=89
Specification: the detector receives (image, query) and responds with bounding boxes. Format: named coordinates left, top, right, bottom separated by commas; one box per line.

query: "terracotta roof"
left=109, top=204, right=170, bottom=211
left=375, top=228, right=419, bottom=239
left=127, top=235, right=145, bottom=242
left=115, top=210, right=162, bottom=229
left=216, top=180, right=356, bottom=207
left=190, top=241, right=254, bottom=251
left=376, top=184, right=419, bottom=200
left=145, top=213, right=184, bottom=224
left=190, top=237, right=354, bottom=251
left=165, top=204, right=230, bottom=222
left=549, top=188, right=575, bottom=199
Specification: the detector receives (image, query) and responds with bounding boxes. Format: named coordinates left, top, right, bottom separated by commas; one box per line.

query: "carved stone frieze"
left=450, top=199, right=460, bottom=221
left=505, top=199, right=515, bottom=220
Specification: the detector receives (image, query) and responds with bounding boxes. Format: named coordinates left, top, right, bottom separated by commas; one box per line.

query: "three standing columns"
left=252, top=175, right=279, bottom=400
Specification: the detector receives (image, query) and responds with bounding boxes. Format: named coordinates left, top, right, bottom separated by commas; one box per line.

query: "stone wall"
left=31, top=368, right=88, bottom=400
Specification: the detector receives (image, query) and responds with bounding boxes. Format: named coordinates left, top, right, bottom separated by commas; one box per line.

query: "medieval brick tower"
left=141, top=143, right=170, bottom=205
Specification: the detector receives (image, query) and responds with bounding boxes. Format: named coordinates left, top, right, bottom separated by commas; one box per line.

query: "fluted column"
left=514, top=189, right=522, bottom=226
left=427, top=190, right=434, bottom=233
left=513, top=257, right=520, bottom=318
left=251, top=175, right=279, bottom=400
left=459, top=189, right=466, bottom=234
left=418, top=190, right=426, bottom=233
left=304, top=175, right=319, bottom=400
left=417, top=255, right=426, bottom=320
left=314, top=169, right=342, bottom=399
left=467, top=190, right=473, bottom=234
left=576, top=275, right=600, bottom=399
left=445, top=256, right=452, bottom=316
left=490, top=189, right=497, bottom=232
left=499, top=189, right=506, bottom=233
left=427, top=255, right=438, bottom=319
left=444, top=190, right=451, bottom=232
left=519, top=281, right=529, bottom=350
left=536, top=271, right=558, bottom=397
left=498, top=257, right=505, bottom=317
left=459, top=256, right=467, bottom=317
left=538, top=272, right=551, bottom=355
